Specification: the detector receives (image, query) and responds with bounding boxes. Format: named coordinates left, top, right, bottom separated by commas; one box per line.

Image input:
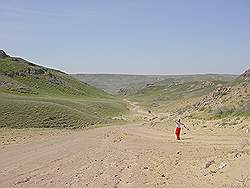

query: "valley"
left=0, top=50, right=249, bottom=187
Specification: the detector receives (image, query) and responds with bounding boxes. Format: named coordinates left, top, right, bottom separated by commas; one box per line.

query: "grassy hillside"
left=126, top=77, right=231, bottom=111
left=0, top=51, right=128, bottom=128
left=0, top=57, right=109, bottom=98
left=126, top=73, right=250, bottom=119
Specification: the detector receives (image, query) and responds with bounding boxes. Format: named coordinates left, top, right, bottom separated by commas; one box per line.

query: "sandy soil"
left=0, top=102, right=250, bottom=188
left=0, top=122, right=249, bottom=188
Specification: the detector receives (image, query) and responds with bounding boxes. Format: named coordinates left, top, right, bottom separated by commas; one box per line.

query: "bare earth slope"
left=1, top=122, right=249, bottom=188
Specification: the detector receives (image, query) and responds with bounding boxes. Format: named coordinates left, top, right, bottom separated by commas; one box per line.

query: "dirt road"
left=0, top=124, right=249, bottom=188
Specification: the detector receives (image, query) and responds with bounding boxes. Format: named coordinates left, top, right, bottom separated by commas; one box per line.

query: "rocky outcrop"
left=194, top=86, right=230, bottom=110
left=3, top=66, right=47, bottom=77
left=0, top=54, right=48, bottom=77
left=0, top=50, right=10, bottom=58
left=241, top=69, right=250, bottom=80
left=47, top=72, right=64, bottom=85
left=0, top=80, right=11, bottom=87
left=192, top=80, right=249, bottom=116
left=238, top=69, right=250, bottom=81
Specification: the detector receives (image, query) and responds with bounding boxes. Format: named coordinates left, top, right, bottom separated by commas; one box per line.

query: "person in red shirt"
left=175, top=119, right=189, bottom=140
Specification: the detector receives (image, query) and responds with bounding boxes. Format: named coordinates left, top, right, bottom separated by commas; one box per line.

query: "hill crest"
left=0, top=50, right=109, bottom=98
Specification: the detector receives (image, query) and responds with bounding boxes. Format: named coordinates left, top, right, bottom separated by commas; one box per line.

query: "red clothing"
left=175, top=127, right=181, bottom=140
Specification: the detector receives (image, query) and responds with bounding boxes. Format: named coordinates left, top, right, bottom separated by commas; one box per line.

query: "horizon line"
left=1, top=50, right=244, bottom=76
left=70, top=72, right=239, bottom=76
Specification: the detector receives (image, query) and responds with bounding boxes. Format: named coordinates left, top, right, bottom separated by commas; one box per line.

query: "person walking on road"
left=175, top=119, right=189, bottom=140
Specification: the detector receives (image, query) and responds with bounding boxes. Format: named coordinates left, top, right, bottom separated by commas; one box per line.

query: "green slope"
left=0, top=51, right=128, bottom=128
left=0, top=56, right=109, bottom=97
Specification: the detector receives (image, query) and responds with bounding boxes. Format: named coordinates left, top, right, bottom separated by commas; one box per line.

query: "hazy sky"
left=1, top=0, right=249, bottom=75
